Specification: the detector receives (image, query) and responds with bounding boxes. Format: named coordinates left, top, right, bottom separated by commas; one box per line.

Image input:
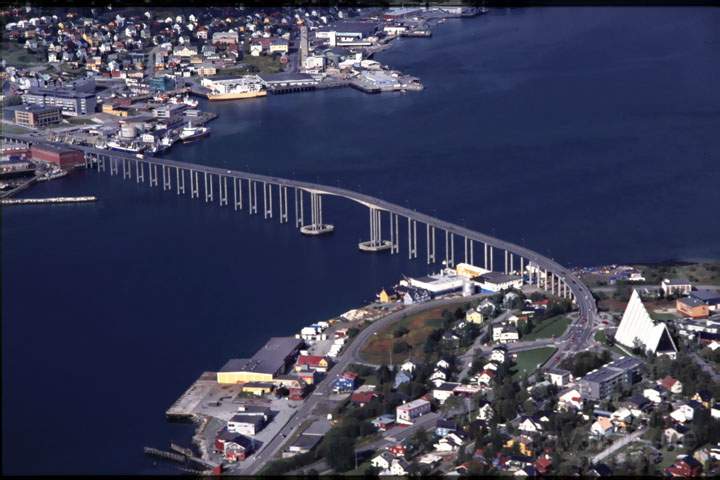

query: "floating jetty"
left=0, top=196, right=97, bottom=206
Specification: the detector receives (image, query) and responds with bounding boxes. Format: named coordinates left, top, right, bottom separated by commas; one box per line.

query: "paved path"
left=591, top=428, right=646, bottom=464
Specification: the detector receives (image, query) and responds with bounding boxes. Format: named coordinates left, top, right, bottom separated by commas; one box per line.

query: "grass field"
left=636, top=261, right=720, bottom=285
left=513, top=347, right=557, bottom=377
left=522, top=315, right=570, bottom=341
left=359, top=301, right=467, bottom=365
left=241, top=54, right=284, bottom=74
left=1, top=41, right=45, bottom=67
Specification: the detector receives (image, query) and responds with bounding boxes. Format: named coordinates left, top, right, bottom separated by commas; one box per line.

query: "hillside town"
left=158, top=258, right=720, bottom=476
left=1, top=5, right=483, bottom=191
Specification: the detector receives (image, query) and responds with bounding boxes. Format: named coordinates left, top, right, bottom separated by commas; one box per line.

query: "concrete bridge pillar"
left=136, top=160, right=144, bottom=184
left=110, top=156, right=119, bottom=176
left=162, top=165, right=171, bottom=190
left=251, top=180, right=258, bottom=214
left=233, top=177, right=243, bottom=210
left=149, top=163, right=158, bottom=187
left=262, top=182, right=273, bottom=219
left=278, top=185, right=288, bottom=223
left=219, top=176, right=228, bottom=206
left=123, top=158, right=131, bottom=180
left=489, top=246, right=494, bottom=271
left=300, top=192, right=333, bottom=235
left=176, top=167, right=185, bottom=195
left=407, top=218, right=418, bottom=259
left=203, top=172, right=214, bottom=202
left=190, top=170, right=199, bottom=198
left=294, top=188, right=304, bottom=227
left=426, top=224, right=436, bottom=264
left=388, top=213, right=399, bottom=254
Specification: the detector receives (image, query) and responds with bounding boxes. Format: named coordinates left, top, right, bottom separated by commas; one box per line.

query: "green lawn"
left=522, top=315, right=570, bottom=341
left=513, top=347, right=557, bottom=377
left=0, top=41, right=45, bottom=66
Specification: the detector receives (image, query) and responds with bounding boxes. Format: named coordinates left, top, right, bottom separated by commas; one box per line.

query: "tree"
left=393, top=326, right=409, bottom=338
left=324, top=433, right=356, bottom=472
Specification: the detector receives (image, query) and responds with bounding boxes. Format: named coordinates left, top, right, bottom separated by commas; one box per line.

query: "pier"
left=1, top=196, right=97, bottom=206
left=1, top=133, right=598, bottom=368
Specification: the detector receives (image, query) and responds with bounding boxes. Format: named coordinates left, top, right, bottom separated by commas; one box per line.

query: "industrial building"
left=615, top=290, right=678, bottom=357
left=474, top=272, right=523, bottom=292
left=217, top=337, right=303, bottom=384
left=30, top=143, right=85, bottom=169
left=22, top=87, right=97, bottom=116
left=402, top=271, right=465, bottom=296
left=677, top=296, right=710, bottom=319
left=578, top=357, right=643, bottom=401
left=11, top=105, right=62, bottom=128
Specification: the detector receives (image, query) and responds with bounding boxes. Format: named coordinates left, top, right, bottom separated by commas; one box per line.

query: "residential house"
left=371, top=451, right=394, bottom=471
left=466, top=308, right=484, bottom=324
left=557, top=388, right=584, bottom=411
left=545, top=368, right=572, bottom=387
left=476, top=401, right=495, bottom=422
left=400, top=361, right=416, bottom=374
left=477, top=369, right=496, bottom=386
left=433, top=382, right=459, bottom=404
left=371, top=414, right=395, bottom=432
left=643, top=386, right=664, bottom=404
left=661, top=278, right=692, bottom=297
left=665, top=455, right=703, bottom=477
left=591, top=416, right=614, bottom=436
left=435, top=418, right=458, bottom=437
left=692, top=390, right=714, bottom=408
left=394, top=370, right=412, bottom=389
left=658, top=376, right=683, bottom=394
left=493, top=324, right=520, bottom=344
left=295, top=355, right=331, bottom=372
left=517, top=415, right=546, bottom=433
left=396, top=398, right=431, bottom=425
left=490, top=347, right=507, bottom=364
left=664, top=424, right=688, bottom=445
left=670, top=404, right=694, bottom=423
left=434, top=432, right=464, bottom=453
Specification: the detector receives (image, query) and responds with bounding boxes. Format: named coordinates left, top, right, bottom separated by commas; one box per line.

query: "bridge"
left=2, top=134, right=598, bottom=367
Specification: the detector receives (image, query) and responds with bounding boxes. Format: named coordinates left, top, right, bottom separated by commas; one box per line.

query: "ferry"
left=179, top=122, right=210, bottom=143
left=204, top=75, right=267, bottom=101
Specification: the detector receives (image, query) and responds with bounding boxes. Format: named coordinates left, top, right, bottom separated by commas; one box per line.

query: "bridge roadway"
left=2, top=133, right=598, bottom=368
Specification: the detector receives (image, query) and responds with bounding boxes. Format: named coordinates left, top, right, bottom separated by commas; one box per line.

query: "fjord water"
left=3, top=8, right=719, bottom=474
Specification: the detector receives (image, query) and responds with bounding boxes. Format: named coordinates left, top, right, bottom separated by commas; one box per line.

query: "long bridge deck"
left=2, top=133, right=598, bottom=366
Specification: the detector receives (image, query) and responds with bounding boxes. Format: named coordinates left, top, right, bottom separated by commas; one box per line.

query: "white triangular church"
left=614, top=290, right=677, bottom=358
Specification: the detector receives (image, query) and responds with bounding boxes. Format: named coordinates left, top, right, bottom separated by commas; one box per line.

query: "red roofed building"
left=351, top=390, right=381, bottom=407
left=388, top=444, right=406, bottom=457
left=535, top=454, right=553, bottom=474
left=658, top=376, right=683, bottom=394
left=665, top=456, right=702, bottom=477
left=295, top=355, right=331, bottom=372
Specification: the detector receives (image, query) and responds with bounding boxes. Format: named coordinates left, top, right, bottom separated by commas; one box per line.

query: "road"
left=234, top=295, right=483, bottom=475
left=591, top=427, right=646, bottom=464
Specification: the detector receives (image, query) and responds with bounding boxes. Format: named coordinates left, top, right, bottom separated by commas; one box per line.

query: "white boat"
left=178, top=122, right=210, bottom=143
left=107, top=140, right=145, bottom=153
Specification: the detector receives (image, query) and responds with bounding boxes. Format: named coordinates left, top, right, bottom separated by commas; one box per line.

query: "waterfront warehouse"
left=217, top=337, right=303, bottom=384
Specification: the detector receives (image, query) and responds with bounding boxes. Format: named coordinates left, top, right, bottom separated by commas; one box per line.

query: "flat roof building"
left=579, top=357, right=643, bottom=401
left=22, top=87, right=97, bottom=116
left=217, top=337, right=303, bottom=384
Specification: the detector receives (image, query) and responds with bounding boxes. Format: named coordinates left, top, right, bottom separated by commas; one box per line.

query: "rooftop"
left=477, top=272, right=522, bottom=284
left=220, top=336, right=302, bottom=375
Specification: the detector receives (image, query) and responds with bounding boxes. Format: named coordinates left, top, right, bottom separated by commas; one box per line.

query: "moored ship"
left=202, top=75, right=267, bottom=101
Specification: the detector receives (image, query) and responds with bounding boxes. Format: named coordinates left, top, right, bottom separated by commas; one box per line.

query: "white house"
left=643, top=387, right=664, bottom=404
left=371, top=451, right=394, bottom=470
left=518, top=416, right=545, bottom=433
left=477, top=369, right=496, bottom=386
left=385, top=458, right=410, bottom=476
left=490, top=348, right=507, bottom=364
left=476, top=402, right=494, bottom=422
left=433, top=433, right=464, bottom=453
left=396, top=399, right=431, bottom=425
left=433, top=382, right=460, bottom=405
left=436, top=359, right=450, bottom=370
left=557, top=388, right=584, bottom=411
left=493, top=324, right=519, bottom=344
left=429, top=370, right=447, bottom=382
left=670, top=404, right=694, bottom=423
left=591, top=416, right=614, bottom=436
left=661, top=278, right=692, bottom=297
left=400, top=361, right=416, bottom=374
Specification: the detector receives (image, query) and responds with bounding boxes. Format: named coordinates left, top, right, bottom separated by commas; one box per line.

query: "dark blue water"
left=3, top=7, right=720, bottom=474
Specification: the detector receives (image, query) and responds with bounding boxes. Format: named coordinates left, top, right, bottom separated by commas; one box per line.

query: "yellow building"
left=455, top=262, right=490, bottom=279
left=504, top=437, right=534, bottom=457
left=378, top=289, right=392, bottom=303
left=241, top=382, right=274, bottom=396
left=465, top=310, right=485, bottom=324
left=217, top=337, right=302, bottom=384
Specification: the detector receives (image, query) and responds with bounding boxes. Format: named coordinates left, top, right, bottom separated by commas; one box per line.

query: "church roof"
left=614, top=290, right=677, bottom=355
